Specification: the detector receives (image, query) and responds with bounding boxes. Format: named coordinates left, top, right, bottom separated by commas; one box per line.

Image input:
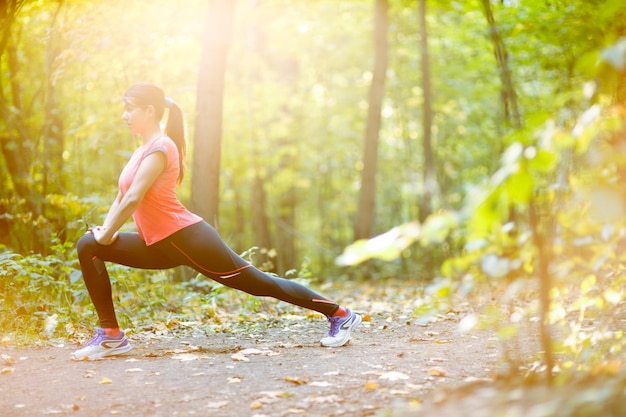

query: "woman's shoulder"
left=151, top=135, right=176, bottom=149
left=145, top=135, right=177, bottom=155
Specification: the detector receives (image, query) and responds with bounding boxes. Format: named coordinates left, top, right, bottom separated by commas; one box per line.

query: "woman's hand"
left=89, top=226, right=119, bottom=245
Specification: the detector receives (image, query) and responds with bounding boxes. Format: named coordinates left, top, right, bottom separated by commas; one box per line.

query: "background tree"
left=481, top=0, right=521, bottom=132
left=191, top=0, right=236, bottom=227
left=354, top=0, right=389, bottom=241
left=416, top=0, right=438, bottom=223
left=1, top=0, right=624, bottom=281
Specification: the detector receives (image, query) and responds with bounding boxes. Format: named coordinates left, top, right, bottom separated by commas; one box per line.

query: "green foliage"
left=0, top=236, right=85, bottom=342
left=5, top=0, right=622, bottom=279
left=339, top=34, right=626, bottom=398
left=0, top=230, right=320, bottom=344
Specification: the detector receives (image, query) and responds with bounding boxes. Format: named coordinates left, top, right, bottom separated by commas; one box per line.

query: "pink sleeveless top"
left=118, top=136, right=202, bottom=245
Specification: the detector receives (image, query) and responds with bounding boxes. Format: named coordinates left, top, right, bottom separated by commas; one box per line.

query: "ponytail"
left=165, top=101, right=187, bottom=184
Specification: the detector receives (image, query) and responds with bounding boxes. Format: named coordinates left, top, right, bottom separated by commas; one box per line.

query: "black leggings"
left=76, top=221, right=339, bottom=328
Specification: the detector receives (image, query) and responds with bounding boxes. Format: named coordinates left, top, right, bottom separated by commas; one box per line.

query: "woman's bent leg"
left=76, top=233, right=178, bottom=328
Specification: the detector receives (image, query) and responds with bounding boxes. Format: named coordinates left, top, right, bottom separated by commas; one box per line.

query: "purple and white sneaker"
left=320, top=308, right=362, bottom=347
left=72, top=328, right=132, bottom=360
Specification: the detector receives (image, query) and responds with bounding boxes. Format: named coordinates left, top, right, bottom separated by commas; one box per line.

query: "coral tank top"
left=118, top=136, right=202, bottom=245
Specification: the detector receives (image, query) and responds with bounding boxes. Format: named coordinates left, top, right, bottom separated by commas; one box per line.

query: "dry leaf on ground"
left=1, top=354, right=15, bottom=366
left=285, top=376, right=307, bottom=385
left=379, top=371, right=410, bottom=381
left=428, top=367, right=447, bottom=377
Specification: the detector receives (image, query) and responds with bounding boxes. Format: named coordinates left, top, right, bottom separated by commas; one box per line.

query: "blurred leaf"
left=336, top=221, right=420, bottom=266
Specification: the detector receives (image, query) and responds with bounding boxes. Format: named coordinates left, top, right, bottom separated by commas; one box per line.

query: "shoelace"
left=327, top=315, right=348, bottom=337
left=87, top=329, right=108, bottom=346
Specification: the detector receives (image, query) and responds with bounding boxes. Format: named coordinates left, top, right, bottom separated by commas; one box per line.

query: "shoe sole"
left=320, top=313, right=362, bottom=348
left=72, top=343, right=133, bottom=361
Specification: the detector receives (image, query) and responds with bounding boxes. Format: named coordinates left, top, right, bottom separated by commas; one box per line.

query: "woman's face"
left=121, top=99, right=153, bottom=135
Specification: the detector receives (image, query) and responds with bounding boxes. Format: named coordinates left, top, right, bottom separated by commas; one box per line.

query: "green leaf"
left=336, top=222, right=421, bottom=266
left=505, top=168, right=534, bottom=205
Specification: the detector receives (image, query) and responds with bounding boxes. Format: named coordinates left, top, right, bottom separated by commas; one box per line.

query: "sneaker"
left=320, top=308, right=362, bottom=347
left=72, top=328, right=132, bottom=360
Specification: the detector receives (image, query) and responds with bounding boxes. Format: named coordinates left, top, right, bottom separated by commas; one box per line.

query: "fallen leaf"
left=99, top=377, right=113, bottom=384
left=231, top=352, right=250, bottom=362
left=1, top=354, right=15, bottom=366
left=310, top=381, right=332, bottom=387
left=255, top=391, right=292, bottom=404
left=239, top=348, right=278, bottom=356
left=285, top=376, right=307, bottom=385
left=239, top=348, right=264, bottom=355
left=409, top=337, right=430, bottom=342
left=171, top=353, right=199, bottom=362
left=228, top=377, right=243, bottom=384
left=1, top=367, right=15, bottom=375
left=379, top=371, right=410, bottom=381
left=365, top=381, right=379, bottom=390
left=250, top=401, right=263, bottom=409
left=391, top=389, right=408, bottom=395
left=428, top=367, right=446, bottom=377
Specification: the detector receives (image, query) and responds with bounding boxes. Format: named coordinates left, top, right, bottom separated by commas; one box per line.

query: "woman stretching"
left=73, top=82, right=361, bottom=360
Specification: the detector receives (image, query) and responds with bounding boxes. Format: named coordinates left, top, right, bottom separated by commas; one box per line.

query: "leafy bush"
left=0, top=230, right=318, bottom=344
left=0, top=236, right=86, bottom=342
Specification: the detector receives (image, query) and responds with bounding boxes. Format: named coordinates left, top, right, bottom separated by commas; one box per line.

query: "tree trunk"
left=354, top=0, right=389, bottom=240
left=250, top=171, right=273, bottom=268
left=0, top=1, right=25, bottom=56
left=0, top=41, right=36, bottom=210
left=417, top=0, right=439, bottom=222
left=276, top=148, right=296, bottom=273
left=43, top=0, right=65, bottom=197
left=481, top=0, right=522, bottom=130
left=191, top=0, right=236, bottom=226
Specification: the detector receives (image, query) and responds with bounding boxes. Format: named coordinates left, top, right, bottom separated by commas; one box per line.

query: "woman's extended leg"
left=157, top=221, right=362, bottom=346
left=160, top=221, right=340, bottom=315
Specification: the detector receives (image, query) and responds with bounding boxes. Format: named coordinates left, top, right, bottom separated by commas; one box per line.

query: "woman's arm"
left=94, top=151, right=167, bottom=244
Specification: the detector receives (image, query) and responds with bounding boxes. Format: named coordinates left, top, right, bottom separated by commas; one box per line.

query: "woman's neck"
left=141, top=127, right=163, bottom=145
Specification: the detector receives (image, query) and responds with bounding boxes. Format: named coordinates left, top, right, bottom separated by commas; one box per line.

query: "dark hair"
left=122, top=82, right=187, bottom=184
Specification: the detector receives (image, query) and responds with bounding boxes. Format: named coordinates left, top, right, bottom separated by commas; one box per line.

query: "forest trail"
left=0, top=308, right=502, bottom=417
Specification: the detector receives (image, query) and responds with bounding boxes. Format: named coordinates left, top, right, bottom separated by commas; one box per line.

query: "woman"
left=73, top=82, right=361, bottom=360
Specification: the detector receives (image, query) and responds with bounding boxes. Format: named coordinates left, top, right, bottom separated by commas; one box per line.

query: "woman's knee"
left=76, top=233, right=97, bottom=256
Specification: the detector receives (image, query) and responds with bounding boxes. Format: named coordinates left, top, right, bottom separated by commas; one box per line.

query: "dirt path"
left=1, top=310, right=500, bottom=417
